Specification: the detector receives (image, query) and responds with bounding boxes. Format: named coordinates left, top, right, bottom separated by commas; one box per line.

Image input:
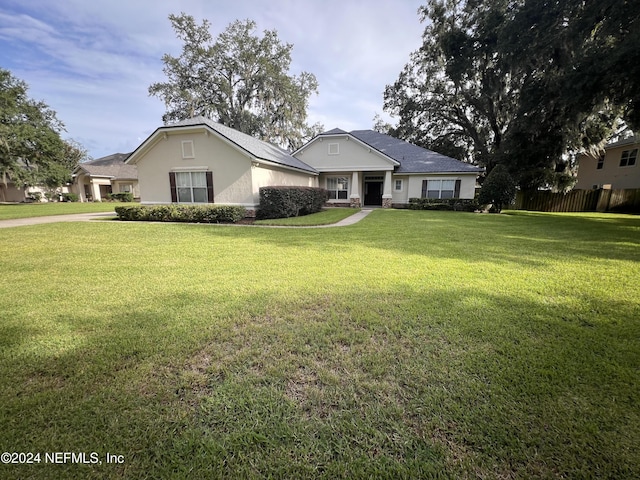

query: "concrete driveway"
left=0, top=212, right=116, bottom=229
left=0, top=209, right=373, bottom=229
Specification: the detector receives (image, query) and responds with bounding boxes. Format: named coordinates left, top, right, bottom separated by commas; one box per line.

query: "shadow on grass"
left=196, top=209, right=640, bottom=266
left=1, top=281, right=638, bottom=479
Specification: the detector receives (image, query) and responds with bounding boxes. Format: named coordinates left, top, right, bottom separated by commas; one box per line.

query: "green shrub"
left=257, top=186, right=328, bottom=220
left=61, top=193, right=79, bottom=202
left=110, top=192, right=134, bottom=202
left=478, top=164, right=516, bottom=213
left=114, top=206, right=146, bottom=221
left=408, top=198, right=479, bottom=212
left=114, top=204, right=245, bottom=223
left=27, top=192, right=43, bottom=202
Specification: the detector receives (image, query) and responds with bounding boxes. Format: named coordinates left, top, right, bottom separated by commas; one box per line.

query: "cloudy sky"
left=0, top=0, right=425, bottom=159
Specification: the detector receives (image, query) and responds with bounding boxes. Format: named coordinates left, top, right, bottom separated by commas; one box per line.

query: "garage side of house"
left=125, top=117, right=318, bottom=214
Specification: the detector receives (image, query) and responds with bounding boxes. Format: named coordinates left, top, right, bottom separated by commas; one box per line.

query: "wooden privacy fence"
left=514, top=188, right=640, bottom=213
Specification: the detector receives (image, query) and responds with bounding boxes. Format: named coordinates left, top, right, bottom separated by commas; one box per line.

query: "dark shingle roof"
left=170, top=116, right=317, bottom=174
left=77, top=153, right=137, bottom=180
left=322, top=128, right=348, bottom=135
left=348, top=130, right=482, bottom=174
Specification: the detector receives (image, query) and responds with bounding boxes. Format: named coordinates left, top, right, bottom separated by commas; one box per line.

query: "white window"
left=394, top=179, right=403, bottom=192
left=182, top=140, right=195, bottom=159
left=176, top=172, right=207, bottom=203
left=328, top=143, right=340, bottom=155
left=620, top=149, right=637, bottom=167
left=424, top=179, right=455, bottom=199
left=119, top=184, right=132, bottom=193
left=327, top=176, right=349, bottom=200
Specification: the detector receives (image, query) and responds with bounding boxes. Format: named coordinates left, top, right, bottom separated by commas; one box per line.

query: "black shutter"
left=169, top=172, right=177, bottom=203
left=454, top=179, right=461, bottom=198
left=421, top=180, right=428, bottom=198
left=206, top=171, right=214, bottom=203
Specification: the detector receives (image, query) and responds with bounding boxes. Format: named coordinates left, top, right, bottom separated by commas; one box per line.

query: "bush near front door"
left=257, top=186, right=328, bottom=219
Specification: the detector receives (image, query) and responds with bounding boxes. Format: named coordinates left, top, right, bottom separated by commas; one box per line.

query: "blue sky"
left=0, top=0, right=425, bottom=159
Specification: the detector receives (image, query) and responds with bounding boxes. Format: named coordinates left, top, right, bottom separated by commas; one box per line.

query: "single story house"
left=1, top=164, right=70, bottom=203
left=292, top=128, right=482, bottom=207
left=575, top=134, right=639, bottom=190
left=1, top=174, right=34, bottom=202
left=72, top=153, right=139, bottom=202
left=125, top=117, right=482, bottom=213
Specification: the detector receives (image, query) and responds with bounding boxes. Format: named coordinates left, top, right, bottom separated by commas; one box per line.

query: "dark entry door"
left=364, top=181, right=383, bottom=206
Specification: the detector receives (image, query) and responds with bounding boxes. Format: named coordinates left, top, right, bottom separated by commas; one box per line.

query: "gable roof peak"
left=321, top=128, right=348, bottom=135
left=134, top=116, right=317, bottom=174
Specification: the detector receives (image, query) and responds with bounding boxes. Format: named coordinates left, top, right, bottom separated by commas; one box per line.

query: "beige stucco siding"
left=251, top=165, right=317, bottom=204
left=576, top=145, right=640, bottom=190
left=406, top=175, right=477, bottom=200
left=134, top=128, right=317, bottom=206
left=112, top=180, right=140, bottom=199
left=0, top=183, right=26, bottom=202
left=135, top=131, right=254, bottom=205
left=391, top=176, right=410, bottom=204
left=295, top=137, right=395, bottom=171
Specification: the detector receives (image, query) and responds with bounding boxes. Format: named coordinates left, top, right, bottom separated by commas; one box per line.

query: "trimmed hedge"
left=408, top=198, right=479, bottom=212
left=257, top=186, right=328, bottom=220
left=106, top=192, right=134, bottom=202
left=114, top=205, right=246, bottom=223
left=62, top=193, right=79, bottom=202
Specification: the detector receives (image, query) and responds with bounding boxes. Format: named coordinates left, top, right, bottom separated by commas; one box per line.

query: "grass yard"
left=254, top=208, right=361, bottom=226
left=0, top=210, right=638, bottom=479
left=0, top=202, right=137, bottom=220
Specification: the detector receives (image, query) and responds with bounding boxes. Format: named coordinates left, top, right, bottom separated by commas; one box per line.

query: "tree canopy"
left=0, top=68, right=86, bottom=193
left=149, top=14, right=322, bottom=150
left=384, top=0, right=640, bottom=190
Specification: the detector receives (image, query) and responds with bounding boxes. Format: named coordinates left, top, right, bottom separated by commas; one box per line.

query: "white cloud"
left=0, top=0, right=424, bottom=157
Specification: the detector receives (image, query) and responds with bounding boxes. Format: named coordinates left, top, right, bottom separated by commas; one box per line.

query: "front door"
left=364, top=181, right=383, bottom=206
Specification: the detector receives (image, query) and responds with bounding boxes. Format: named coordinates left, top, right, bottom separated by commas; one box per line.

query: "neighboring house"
left=0, top=175, right=30, bottom=202
left=575, top=134, right=640, bottom=190
left=125, top=117, right=318, bottom=214
left=1, top=166, right=70, bottom=203
left=292, top=128, right=482, bottom=207
left=72, top=153, right=139, bottom=202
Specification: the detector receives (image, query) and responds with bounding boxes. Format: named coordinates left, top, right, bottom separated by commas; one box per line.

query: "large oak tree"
left=149, top=14, right=322, bottom=150
left=384, top=0, right=639, bottom=190
left=0, top=68, right=83, bottom=191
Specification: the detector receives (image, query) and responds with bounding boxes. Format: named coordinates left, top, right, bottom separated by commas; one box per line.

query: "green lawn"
left=0, top=210, right=638, bottom=479
left=254, top=208, right=361, bottom=226
left=0, top=202, right=137, bottom=220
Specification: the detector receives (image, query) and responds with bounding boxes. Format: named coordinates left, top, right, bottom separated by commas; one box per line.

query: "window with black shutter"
left=169, top=171, right=214, bottom=203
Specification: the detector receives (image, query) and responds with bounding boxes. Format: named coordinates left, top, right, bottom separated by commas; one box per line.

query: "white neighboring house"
left=293, top=128, right=482, bottom=207
left=72, top=153, right=139, bottom=202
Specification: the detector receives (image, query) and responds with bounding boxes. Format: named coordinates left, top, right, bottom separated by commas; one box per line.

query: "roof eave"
left=254, top=157, right=318, bottom=175
left=127, top=123, right=317, bottom=175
